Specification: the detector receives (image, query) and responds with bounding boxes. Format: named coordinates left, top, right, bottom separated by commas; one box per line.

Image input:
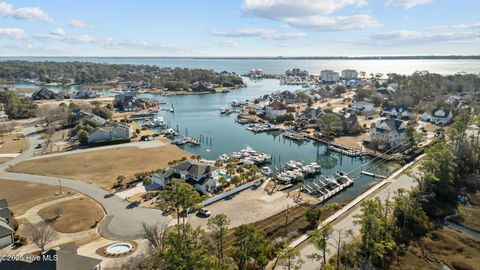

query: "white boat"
left=261, top=167, right=272, bottom=175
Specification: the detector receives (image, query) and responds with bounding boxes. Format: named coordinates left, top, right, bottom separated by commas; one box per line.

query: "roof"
left=267, top=101, right=288, bottom=110
left=172, top=160, right=217, bottom=180
left=432, top=108, right=452, bottom=118
left=0, top=208, right=11, bottom=220
left=382, top=105, right=413, bottom=113
left=0, top=218, right=14, bottom=236
left=0, top=198, right=7, bottom=209
left=375, top=119, right=406, bottom=134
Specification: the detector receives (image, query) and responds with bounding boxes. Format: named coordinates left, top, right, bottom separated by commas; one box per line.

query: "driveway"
left=0, top=125, right=171, bottom=240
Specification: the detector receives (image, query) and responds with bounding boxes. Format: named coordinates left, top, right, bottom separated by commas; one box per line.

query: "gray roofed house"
left=32, top=88, right=58, bottom=100
left=430, top=108, right=453, bottom=126
left=367, top=118, right=407, bottom=149
left=88, top=122, right=133, bottom=143
left=381, top=105, right=415, bottom=119
left=154, top=160, right=219, bottom=194
left=0, top=199, right=11, bottom=222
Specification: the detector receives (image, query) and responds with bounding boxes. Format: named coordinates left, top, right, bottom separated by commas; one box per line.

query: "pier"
left=303, top=175, right=354, bottom=203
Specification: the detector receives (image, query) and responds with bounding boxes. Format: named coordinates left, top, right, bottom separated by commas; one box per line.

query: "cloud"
left=241, top=0, right=377, bottom=31
left=0, top=27, right=27, bottom=39
left=284, top=14, right=379, bottom=31
left=67, top=19, right=89, bottom=29
left=100, top=38, right=182, bottom=51
left=385, top=0, right=432, bottom=9
left=208, top=28, right=306, bottom=40
left=242, top=0, right=368, bottom=18
left=431, top=23, right=480, bottom=31
left=0, top=1, right=53, bottom=23
left=215, top=40, right=239, bottom=48
left=351, top=30, right=480, bottom=46
left=35, top=28, right=95, bottom=44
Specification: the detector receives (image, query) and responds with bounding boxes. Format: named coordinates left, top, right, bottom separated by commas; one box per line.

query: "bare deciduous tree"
left=140, top=222, right=167, bottom=250
left=52, top=206, right=62, bottom=220
left=26, top=223, right=57, bottom=252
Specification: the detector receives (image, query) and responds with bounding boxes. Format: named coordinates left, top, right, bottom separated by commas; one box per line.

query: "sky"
left=0, top=0, right=479, bottom=57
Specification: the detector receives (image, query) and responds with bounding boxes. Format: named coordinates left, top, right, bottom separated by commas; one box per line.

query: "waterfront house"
left=77, top=111, right=108, bottom=126
left=320, top=70, right=340, bottom=83
left=32, top=87, right=57, bottom=100
left=153, top=160, right=219, bottom=195
left=87, top=122, right=133, bottom=143
left=341, top=69, right=358, bottom=80
left=367, top=118, right=407, bottom=149
left=300, top=107, right=324, bottom=120
left=264, top=101, right=289, bottom=116
left=350, top=101, right=374, bottom=114
left=339, top=114, right=362, bottom=135
left=430, top=108, right=453, bottom=126
left=248, top=69, right=265, bottom=79
left=381, top=105, right=415, bottom=120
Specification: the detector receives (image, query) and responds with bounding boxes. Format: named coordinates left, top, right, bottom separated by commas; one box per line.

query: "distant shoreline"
left=1, top=55, right=480, bottom=60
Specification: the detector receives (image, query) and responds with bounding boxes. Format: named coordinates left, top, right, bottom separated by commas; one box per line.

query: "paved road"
left=296, top=169, right=418, bottom=270
left=0, top=125, right=171, bottom=240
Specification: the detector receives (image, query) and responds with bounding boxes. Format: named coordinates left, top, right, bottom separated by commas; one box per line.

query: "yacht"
left=261, top=167, right=272, bottom=175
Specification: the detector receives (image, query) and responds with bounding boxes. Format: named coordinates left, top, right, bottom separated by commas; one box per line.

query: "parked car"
left=198, top=208, right=211, bottom=217
left=35, top=144, right=42, bottom=149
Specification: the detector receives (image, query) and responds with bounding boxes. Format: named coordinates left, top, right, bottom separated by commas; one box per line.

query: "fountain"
left=105, top=242, right=133, bottom=256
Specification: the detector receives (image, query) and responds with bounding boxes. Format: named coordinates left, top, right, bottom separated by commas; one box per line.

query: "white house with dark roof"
left=351, top=101, right=374, bottom=114
left=430, top=108, right=453, bottom=126
left=153, top=160, right=219, bottom=195
left=381, top=105, right=415, bottom=120
left=367, top=119, right=407, bottom=149
left=264, top=101, right=288, bottom=116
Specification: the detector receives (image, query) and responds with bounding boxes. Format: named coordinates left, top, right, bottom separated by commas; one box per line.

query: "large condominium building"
left=320, top=70, right=340, bottom=83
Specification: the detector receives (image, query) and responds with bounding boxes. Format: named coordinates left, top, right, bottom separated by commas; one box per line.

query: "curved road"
left=0, top=125, right=171, bottom=240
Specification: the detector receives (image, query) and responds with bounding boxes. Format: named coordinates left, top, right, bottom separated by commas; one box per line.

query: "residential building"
left=88, top=122, right=133, bottom=143
left=381, top=105, right=415, bottom=119
left=264, top=101, right=289, bottom=116
left=77, top=111, right=108, bottom=126
left=350, top=101, right=374, bottom=114
left=430, top=108, right=453, bottom=126
left=320, top=70, right=340, bottom=83
left=0, top=199, right=11, bottom=222
left=367, top=119, right=407, bottom=149
left=301, top=107, right=324, bottom=120
left=445, top=95, right=462, bottom=108
left=286, top=68, right=309, bottom=78
left=32, top=88, right=57, bottom=100
left=279, top=90, right=297, bottom=104
left=153, top=160, right=219, bottom=195
left=341, top=69, right=358, bottom=80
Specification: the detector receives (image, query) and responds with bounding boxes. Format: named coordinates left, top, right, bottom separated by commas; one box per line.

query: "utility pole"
left=284, top=204, right=290, bottom=237
left=58, top=179, right=62, bottom=194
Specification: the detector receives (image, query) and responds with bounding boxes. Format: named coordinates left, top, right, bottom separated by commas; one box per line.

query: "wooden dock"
left=360, top=171, right=387, bottom=179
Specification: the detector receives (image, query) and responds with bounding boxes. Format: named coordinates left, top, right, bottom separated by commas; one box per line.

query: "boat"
left=220, top=108, right=228, bottom=114
left=261, top=167, right=272, bottom=175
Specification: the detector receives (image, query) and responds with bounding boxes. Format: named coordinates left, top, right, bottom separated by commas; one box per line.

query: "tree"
left=305, top=208, right=322, bottom=228
left=92, top=106, right=113, bottom=120
left=207, top=214, right=230, bottom=263
left=26, top=223, right=57, bottom=252
left=316, top=113, right=341, bottom=137
left=77, top=129, right=89, bottom=145
left=333, top=85, right=346, bottom=97
left=157, top=178, right=202, bottom=233
left=308, top=224, right=333, bottom=266
left=141, top=222, right=168, bottom=250
left=232, top=225, right=272, bottom=270
left=160, top=224, right=218, bottom=270
left=52, top=206, right=62, bottom=220
left=277, top=244, right=304, bottom=270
